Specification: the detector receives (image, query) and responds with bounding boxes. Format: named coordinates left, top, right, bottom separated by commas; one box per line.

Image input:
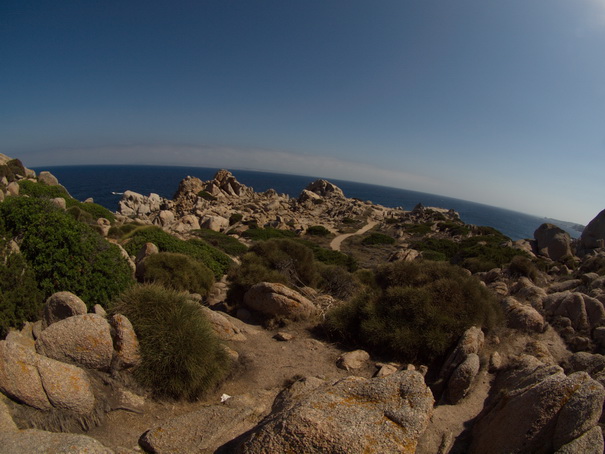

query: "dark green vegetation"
left=306, top=225, right=331, bottom=236
left=361, top=232, right=396, bottom=246
left=197, top=190, right=217, bottom=201
left=122, top=226, right=232, bottom=278
left=412, top=229, right=528, bottom=273
left=324, top=260, right=502, bottom=362
left=242, top=227, right=297, bottom=241
left=0, top=159, right=27, bottom=184
left=0, top=238, right=44, bottom=337
left=18, top=180, right=116, bottom=223
left=111, top=284, right=230, bottom=399
left=228, top=238, right=358, bottom=303
left=193, top=229, right=248, bottom=256
left=0, top=197, right=134, bottom=310
left=140, top=252, right=214, bottom=296
left=508, top=255, right=540, bottom=282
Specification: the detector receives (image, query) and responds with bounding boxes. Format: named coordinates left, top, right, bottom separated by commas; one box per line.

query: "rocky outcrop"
left=35, top=314, right=114, bottom=371
left=534, top=223, right=574, bottom=261
left=200, top=307, right=247, bottom=342
left=579, top=209, right=605, bottom=254
left=37, top=171, right=59, bottom=186
left=0, top=341, right=95, bottom=415
left=470, top=357, right=605, bottom=453
left=231, top=371, right=434, bottom=453
left=304, top=179, right=345, bottom=198
left=544, top=292, right=605, bottom=335
left=243, top=282, right=317, bottom=320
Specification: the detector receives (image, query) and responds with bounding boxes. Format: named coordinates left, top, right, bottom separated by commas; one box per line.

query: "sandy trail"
left=329, top=220, right=378, bottom=251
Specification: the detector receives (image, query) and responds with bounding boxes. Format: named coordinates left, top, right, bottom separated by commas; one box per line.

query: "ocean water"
left=35, top=165, right=583, bottom=242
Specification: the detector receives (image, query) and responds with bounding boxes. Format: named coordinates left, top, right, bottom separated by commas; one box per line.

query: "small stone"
left=336, top=349, right=370, bottom=371
left=274, top=332, right=294, bottom=342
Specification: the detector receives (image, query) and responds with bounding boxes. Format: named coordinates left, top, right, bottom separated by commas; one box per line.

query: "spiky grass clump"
left=140, top=252, right=214, bottom=296
left=111, top=284, right=230, bottom=400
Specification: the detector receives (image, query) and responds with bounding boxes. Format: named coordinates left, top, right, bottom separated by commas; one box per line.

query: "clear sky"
left=1, top=1, right=604, bottom=224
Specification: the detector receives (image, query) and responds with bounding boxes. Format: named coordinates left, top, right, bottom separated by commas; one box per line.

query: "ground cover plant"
left=122, top=226, right=232, bottom=278
left=193, top=229, right=248, bottom=256
left=361, top=232, right=395, bottom=246
left=0, top=197, right=133, bottom=309
left=324, top=260, right=502, bottom=362
left=242, top=227, right=297, bottom=241
left=139, top=252, right=214, bottom=296
left=111, top=284, right=230, bottom=399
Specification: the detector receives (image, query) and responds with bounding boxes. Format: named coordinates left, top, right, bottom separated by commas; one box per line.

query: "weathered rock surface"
left=42, top=291, right=88, bottom=328
left=534, top=223, right=574, bottom=261
left=231, top=371, right=434, bottom=453
left=470, top=359, right=605, bottom=453
left=141, top=392, right=274, bottom=454
left=0, top=429, right=114, bottom=454
left=36, top=314, right=114, bottom=371
left=200, top=307, right=247, bottom=341
left=579, top=209, right=605, bottom=254
left=243, top=282, right=317, bottom=320
left=0, top=341, right=95, bottom=415
left=544, top=292, right=605, bottom=334
left=502, top=296, right=546, bottom=332
left=336, top=349, right=370, bottom=371
left=37, top=171, right=60, bottom=186
left=446, top=353, right=480, bottom=404
left=110, top=314, right=141, bottom=370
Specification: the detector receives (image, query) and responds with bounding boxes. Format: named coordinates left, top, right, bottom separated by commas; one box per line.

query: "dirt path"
left=329, top=220, right=378, bottom=251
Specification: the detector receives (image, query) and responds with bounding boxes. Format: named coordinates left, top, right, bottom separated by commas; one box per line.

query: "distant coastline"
left=36, top=165, right=583, bottom=241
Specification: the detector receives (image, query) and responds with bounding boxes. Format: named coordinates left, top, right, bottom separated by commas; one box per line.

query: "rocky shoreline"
left=1, top=153, right=605, bottom=453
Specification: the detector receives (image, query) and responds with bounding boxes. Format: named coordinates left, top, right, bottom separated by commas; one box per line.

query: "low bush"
left=123, top=226, right=232, bottom=278
left=0, top=197, right=133, bottom=308
left=6, top=159, right=26, bottom=178
left=0, top=242, right=44, bottom=338
left=111, top=284, right=230, bottom=399
left=18, top=180, right=115, bottom=222
left=197, top=190, right=217, bottom=201
left=193, top=229, right=248, bottom=256
left=508, top=255, right=540, bottom=281
left=403, top=223, right=433, bottom=235
left=140, top=252, right=214, bottom=296
left=453, top=234, right=526, bottom=273
left=306, top=225, right=331, bottom=236
left=318, top=264, right=358, bottom=300
left=228, top=238, right=318, bottom=302
left=229, top=213, right=243, bottom=225
left=361, top=232, right=395, bottom=246
left=242, top=227, right=297, bottom=241
left=324, top=260, right=502, bottom=362
left=437, top=221, right=470, bottom=236
left=412, top=238, right=459, bottom=260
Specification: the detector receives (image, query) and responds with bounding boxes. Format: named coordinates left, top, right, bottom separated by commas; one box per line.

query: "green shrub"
left=421, top=250, right=448, bottom=261
left=197, top=190, right=217, bottom=201
left=412, top=238, right=459, bottom=259
left=18, top=180, right=70, bottom=199
left=67, top=205, right=94, bottom=224
left=108, top=222, right=143, bottom=239
left=123, top=226, right=232, bottom=278
left=229, top=213, right=243, bottom=225
left=318, top=264, right=358, bottom=300
left=453, top=234, right=526, bottom=273
left=311, top=246, right=358, bottom=271
left=508, top=256, right=539, bottom=281
left=324, top=260, right=502, bottom=362
left=438, top=221, right=470, bottom=236
left=0, top=197, right=133, bottom=308
left=0, top=242, right=44, bottom=338
left=403, top=223, right=433, bottom=235
left=140, top=252, right=214, bottom=296
left=193, top=229, right=248, bottom=256
left=361, top=232, right=395, bottom=246
left=110, top=284, right=230, bottom=399
left=341, top=217, right=358, bottom=225
left=18, top=180, right=115, bottom=223
left=228, top=238, right=318, bottom=302
left=6, top=159, right=26, bottom=178
left=242, top=227, right=297, bottom=241
left=306, top=225, right=331, bottom=236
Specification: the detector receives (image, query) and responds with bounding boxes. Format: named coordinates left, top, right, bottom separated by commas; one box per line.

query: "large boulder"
left=502, top=297, right=546, bottom=332
left=579, top=209, right=605, bottom=253
left=470, top=360, right=605, bottom=453
left=0, top=341, right=95, bottom=415
left=544, top=292, right=605, bottom=334
left=42, top=291, right=87, bottom=329
left=534, top=223, right=573, bottom=261
left=35, top=314, right=113, bottom=371
left=243, top=282, right=317, bottom=320
left=231, top=371, right=434, bottom=453
left=200, top=215, right=229, bottom=232
left=446, top=353, right=480, bottom=404
left=200, top=307, right=247, bottom=342
left=37, top=171, right=60, bottom=186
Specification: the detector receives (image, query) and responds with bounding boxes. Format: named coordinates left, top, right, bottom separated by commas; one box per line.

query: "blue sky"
left=1, top=1, right=604, bottom=224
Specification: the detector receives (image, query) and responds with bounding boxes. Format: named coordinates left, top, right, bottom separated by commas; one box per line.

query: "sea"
left=34, top=165, right=584, bottom=242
